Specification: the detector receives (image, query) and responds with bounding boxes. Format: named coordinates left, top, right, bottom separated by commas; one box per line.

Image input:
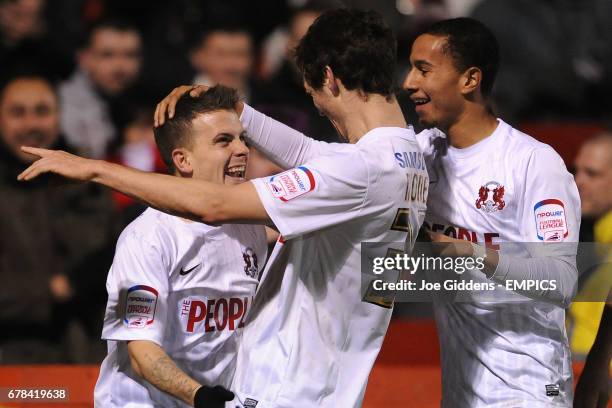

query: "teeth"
left=226, top=165, right=246, bottom=178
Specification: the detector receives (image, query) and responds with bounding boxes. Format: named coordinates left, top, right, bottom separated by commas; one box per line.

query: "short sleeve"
left=519, top=147, right=581, bottom=251
left=250, top=148, right=373, bottom=240
left=101, top=231, right=169, bottom=346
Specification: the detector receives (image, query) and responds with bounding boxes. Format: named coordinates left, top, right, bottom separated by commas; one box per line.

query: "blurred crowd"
left=0, top=0, right=611, bottom=364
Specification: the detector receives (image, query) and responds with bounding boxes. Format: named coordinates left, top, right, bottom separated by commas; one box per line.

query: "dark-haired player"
left=404, top=18, right=580, bottom=407
left=19, top=9, right=427, bottom=408
left=94, top=86, right=266, bottom=408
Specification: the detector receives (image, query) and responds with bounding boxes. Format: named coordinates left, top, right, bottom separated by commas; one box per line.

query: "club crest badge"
left=475, top=181, right=506, bottom=213
left=243, top=247, right=259, bottom=279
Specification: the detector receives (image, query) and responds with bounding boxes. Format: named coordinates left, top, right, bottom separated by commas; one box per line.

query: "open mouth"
left=225, top=164, right=246, bottom=181
left=412, top=97, right=430, bottom=107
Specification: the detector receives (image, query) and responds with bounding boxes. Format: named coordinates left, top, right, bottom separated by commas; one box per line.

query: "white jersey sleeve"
left=491, top=146, right=581, bottom=307
left=250, top=146, right=374, bottom=240
left=101, top=229, right=170, bottom=346
left=240, top=103, right=337, bottom=169
left=519, top=146, right=581, bottom=245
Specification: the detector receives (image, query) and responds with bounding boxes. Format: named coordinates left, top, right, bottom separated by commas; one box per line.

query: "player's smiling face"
left=403, top=34, right=466, bottom=130
left=184, top=109, right=249, bottom=185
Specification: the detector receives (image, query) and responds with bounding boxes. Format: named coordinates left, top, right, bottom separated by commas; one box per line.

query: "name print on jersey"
left=475, top=181, right=506, bottom=213
left=124, top=285, right=158, bottom=328
left=394, top=150, right=426, bottom=171
left=266, top=166, right=316, bottom=202
left=180, top=297, right=249, bottom=333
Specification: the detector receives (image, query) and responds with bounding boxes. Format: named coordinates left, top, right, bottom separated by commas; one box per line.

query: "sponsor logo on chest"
left=180, top=297, right=250, bottom=333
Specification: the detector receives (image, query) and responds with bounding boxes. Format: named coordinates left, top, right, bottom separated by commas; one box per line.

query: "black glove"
left=193, top=385, right=235, bottom=408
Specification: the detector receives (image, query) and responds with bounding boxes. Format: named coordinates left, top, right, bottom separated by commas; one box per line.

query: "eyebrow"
left=412, top=59, right=433, bottom=68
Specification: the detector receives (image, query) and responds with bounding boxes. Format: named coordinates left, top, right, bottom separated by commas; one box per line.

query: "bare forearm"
left=129, top=342, right=200, bottom=406
left=17, top=147, right=270, bottom=224
left=92, top=161, right=223, bottom=223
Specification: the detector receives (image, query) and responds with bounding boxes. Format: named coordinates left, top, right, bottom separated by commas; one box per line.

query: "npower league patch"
left=124, top=285, right=158, bottom=328
left=266, top=166, right=316, bottom=202
left=534, top=199, right=568, bottom=242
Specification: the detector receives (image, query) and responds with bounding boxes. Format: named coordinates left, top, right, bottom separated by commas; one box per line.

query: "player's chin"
left=224, top=175, right=246, bottom=185
left=417, top=116, right=436, bottom=129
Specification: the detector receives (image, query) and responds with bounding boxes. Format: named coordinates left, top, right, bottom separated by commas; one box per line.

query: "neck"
left=444, top=103, right=498, bottom=149
left=334, top=93, right=407, bottom=144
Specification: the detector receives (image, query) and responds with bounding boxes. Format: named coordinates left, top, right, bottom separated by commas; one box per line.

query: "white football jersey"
left=231, top=111, right=428, bottom=407
left=94, top=208, right=266, bottom=408
left=417, top=120, right=580, bottom=408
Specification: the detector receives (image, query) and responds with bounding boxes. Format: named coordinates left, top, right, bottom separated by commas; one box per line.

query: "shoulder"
left=117, top=208, right=176, bottom=252
left=500, top=121, right=566, bottom=170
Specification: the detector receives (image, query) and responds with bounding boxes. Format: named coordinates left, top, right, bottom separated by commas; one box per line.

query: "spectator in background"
left=189, top=24, right=254, bottom=102
left=0, top=0, right=69, bottom=78
left=568, top=133, right=612, bottom=360
left=189, top=23, right=282, bottom=178
left=0, top=72, right=116, bottom=363
left=257, top=3, right=339, bottom=142
left=59, top=17, right=142, bottom=159
left=107, top=101, right=166, bottom=225
left=0, top=0, right=43, bottom=47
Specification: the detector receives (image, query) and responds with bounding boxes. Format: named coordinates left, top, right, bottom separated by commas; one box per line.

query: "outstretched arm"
left=18, top=147, right=270, bottom=225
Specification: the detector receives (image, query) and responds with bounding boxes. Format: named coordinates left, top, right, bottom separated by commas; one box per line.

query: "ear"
left=460, top=67, right=482, bottom=95
left=171, top=148, right=193, bottom=175
left=323, top=66, right=340, bottom=97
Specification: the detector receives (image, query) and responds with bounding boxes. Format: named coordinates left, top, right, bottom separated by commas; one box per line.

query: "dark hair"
left=423, top=17, right=499, bottom=97
left=295, top=8, right=397, bottom=98
left=82, top=16, right=140, bottom=49
left=0, top=65, right=57, bottom=102
left=190, top=22, right=252, bottom=52
left=153, top=85, right=239, bottom=173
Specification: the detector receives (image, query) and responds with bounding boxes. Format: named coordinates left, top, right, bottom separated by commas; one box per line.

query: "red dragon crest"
left=492, top=185, right=505, bottom=210
left=475, top=186, right=488, bottom=209
left=475, top=182, right=506, bottom=213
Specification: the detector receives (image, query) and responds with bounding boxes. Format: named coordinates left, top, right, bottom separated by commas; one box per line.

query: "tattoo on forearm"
left=142, top=351, right=200, bottom=404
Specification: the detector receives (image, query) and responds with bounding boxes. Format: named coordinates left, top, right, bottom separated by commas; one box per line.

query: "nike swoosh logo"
left=179, top=263, right=201, bottom=276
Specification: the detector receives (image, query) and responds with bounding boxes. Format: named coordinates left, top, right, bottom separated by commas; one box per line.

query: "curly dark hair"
left=153, top=85, right=239, bottom=173
left=294, top=8, right=397, bottom=98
